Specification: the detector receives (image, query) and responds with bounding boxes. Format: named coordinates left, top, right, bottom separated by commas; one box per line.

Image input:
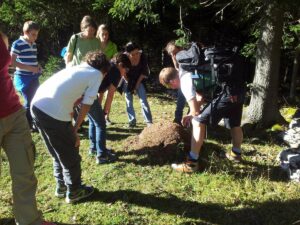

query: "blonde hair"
left=23, top=21, right=40, bottom=33
left=96, top=24, right=109, bottom=38
left=159, top=67, right=178, bottom=87
left=165, top=40, right=182, bottom=55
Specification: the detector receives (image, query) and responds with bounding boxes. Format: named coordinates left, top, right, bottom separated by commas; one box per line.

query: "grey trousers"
left=31, top=106, right=82, bottom=192
left=0, top=108, right=42, bottom=225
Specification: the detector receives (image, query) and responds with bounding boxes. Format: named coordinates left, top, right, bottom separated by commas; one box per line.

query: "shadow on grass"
left=91, top=189, right=300, bottom=225
left=0, top=219, right=75, bottom=225
left=117, top=139, right=288, bottom=182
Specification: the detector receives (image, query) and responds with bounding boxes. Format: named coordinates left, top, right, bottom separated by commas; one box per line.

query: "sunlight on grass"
left=1, top=92, right=300, bottom=225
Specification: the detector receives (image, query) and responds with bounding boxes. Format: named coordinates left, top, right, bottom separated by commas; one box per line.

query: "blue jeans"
left=174, top=89, right=186, bottom=123
left=124, top=82, right=152, bottom=125
left=88, top=99, right=107, bottom=156
left=21, top=79, right=39, bottom=128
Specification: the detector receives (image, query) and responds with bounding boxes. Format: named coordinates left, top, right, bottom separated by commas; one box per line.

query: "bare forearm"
left=187, top=98, right=200, bottom=116
left=104, top=85, right=116, bottom=114
left=74, top=104, right=91, bottom=132
left=135, top=74, right=146, bottom=88
left=65, top=52, right=73, bottom=65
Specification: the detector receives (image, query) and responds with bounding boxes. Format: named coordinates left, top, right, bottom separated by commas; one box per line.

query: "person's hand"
left=181, top=115, right=193, bottom=127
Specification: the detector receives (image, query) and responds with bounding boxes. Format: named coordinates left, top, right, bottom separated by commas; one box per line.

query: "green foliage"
left=41, top=56, right=64, bottom=82
left=282, top=24, right=300, bottom=50
left=174, top=27, right=191, bottom=48
left=94, top=0, right=160, bottom=24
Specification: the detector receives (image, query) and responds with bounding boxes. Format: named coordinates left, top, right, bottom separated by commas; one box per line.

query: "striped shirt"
left=11, top=36, right=38, bottom=76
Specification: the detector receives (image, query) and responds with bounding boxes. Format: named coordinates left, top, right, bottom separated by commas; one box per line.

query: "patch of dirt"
left=123, top=121, right=190, bottom=165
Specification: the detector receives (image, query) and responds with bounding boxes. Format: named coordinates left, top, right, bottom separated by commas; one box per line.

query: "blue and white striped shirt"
left=11, top=36, right=38, bottom=76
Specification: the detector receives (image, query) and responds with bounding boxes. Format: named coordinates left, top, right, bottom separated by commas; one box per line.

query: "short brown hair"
left=23, top=21, right=40, bottom=33
left=84, top=51, right=110, bottom=73
left=113, top=52, right=131, bottom=69
left=159, top=67, right=178, bottom=87
left=80, top=15, right=97, bottom=32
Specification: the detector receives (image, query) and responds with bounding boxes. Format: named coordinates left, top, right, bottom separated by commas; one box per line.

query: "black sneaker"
left=128, top=122, right=136, bottom=128
left=55, top=184, right=67, bottom=198
left=65, top=185, right=94, bottom=204
left=96, top=152, right=117, bottom=165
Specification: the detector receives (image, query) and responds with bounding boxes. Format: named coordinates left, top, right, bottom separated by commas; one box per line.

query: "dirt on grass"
left=123, top=121, right=190, bottom=165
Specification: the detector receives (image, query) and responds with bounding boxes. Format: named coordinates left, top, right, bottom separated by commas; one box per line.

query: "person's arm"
left=103, top=84, right=117, bottom=118
left=73, top=103, right=91, bottom=132
left=181, top=97, right=200, bottom=127
left=11, top=53, right=40, bottom=73
left=72, top=103, right=91, bottom=147
left=171, top=53, right=179, bottom=70
left=98, top=92, right=104, bottom=106
left=65, top=34, right=77, bottom=66
left=65, top=52, right=73, bottom=65
left=134, top=74, right=146, bottom=90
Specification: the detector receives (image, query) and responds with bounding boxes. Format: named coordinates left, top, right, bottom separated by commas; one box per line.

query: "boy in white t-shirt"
left=31, top=51, right=110, bottom=203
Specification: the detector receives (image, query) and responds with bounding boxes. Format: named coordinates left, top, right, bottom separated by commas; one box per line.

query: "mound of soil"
left=123, top=121, right=190, bottom=164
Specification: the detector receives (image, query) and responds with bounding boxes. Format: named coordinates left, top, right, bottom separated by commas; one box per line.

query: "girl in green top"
left=65, top=15, right=100, bottom=67
left=97, top=24, right=119, bottom=125
left=97, top=24, right=118, bottom=60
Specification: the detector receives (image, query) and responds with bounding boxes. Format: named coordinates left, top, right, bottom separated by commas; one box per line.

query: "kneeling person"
left=31, top=51, right=110, bottom=203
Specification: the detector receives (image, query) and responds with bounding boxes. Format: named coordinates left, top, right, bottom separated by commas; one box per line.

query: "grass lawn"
left=1, top=91, right=300, bottom=225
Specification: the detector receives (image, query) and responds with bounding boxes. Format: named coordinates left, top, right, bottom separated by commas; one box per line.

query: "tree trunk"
left=246, top=1, right=285, bottom=128
left=290, top=47, right=300, bottom=99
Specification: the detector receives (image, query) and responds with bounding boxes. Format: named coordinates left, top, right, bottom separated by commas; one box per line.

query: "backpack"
left=176, top=44, right=248, bottom=95
left=176, top=43, right=215, bottom=94
left=277, top=148, right=300, bottom=182
left=204, top=47, right=248, bottom=87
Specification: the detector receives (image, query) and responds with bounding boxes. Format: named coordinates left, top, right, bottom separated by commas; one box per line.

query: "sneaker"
left=40, top=221, right=57, bottom=225
left=88, top=148, right=96, bottom=156
left=105, top=118, right=112, bottom=126
left=128, top=122, right=136, bottom=128
left=226, top=150, right=242, bottom=163
left=171, top=159, right=199, bottom=173
left=66, top=185, right=94, bottom=204
left=55, top=185, right=67, bottom=198
left=96, top=152, right=117, bottom=165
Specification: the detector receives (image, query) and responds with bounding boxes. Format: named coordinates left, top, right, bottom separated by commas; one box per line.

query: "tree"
left=246, top=0, right=285, bottom=127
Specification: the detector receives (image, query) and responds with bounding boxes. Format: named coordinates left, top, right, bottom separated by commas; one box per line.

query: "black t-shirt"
left=98, top=63, right=121, bottom=93
left=127, top=53, right=149, bottom=92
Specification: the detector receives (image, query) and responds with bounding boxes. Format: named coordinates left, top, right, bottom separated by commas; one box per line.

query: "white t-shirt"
left=179, top=70, right=196, bottom=102
left=32, top=63, right=103, bottom=121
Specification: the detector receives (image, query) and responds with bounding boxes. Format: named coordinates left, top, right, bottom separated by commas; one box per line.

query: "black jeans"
left=31, top=106, right=82, bottom=191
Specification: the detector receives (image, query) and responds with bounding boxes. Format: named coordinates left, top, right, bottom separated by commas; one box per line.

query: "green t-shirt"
left=101, top=40, right=118, bottom=60
left=67, top=33, right=100, bottom=66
